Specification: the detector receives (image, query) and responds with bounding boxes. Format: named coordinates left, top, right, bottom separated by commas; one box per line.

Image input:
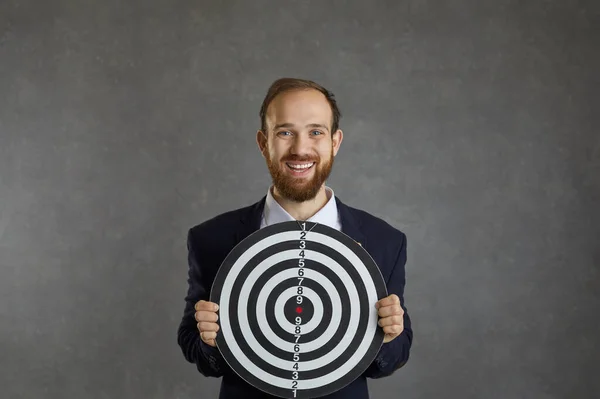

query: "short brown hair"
left=259, top=77, right=341, bottom=134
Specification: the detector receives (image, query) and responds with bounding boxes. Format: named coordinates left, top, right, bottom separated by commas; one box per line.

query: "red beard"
left=265, top=147, right=334, bottom=202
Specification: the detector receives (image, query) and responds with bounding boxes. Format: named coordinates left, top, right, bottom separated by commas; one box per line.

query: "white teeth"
left=287, top=162, right=314, bottom=170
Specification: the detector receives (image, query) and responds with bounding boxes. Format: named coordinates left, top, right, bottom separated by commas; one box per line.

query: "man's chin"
left=283, top=191, right=319, bottom=203
left=273, top=182, right=321, bottom=202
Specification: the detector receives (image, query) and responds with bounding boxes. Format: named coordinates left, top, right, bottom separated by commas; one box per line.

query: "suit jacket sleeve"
left=177, top=228, right=227, bottom=377
left=364, top=232, right=413, bottom=378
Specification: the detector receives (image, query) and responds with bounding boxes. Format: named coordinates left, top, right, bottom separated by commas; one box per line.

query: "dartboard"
left=210, top=220, right=387, bottom=398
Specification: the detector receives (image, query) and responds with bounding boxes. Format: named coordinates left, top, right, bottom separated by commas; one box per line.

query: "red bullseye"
left=296, top=306, right=303, bottom=314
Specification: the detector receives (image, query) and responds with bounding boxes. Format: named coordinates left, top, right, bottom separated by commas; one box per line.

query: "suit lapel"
left=336, top=197, right=367, bottom=248
left=236, top=196, right=266, bottom=244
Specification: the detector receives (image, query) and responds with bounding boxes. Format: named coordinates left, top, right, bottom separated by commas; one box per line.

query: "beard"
left=265, top=146, right=334, bottom=203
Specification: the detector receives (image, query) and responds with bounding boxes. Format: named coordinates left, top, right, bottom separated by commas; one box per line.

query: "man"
left=177, top=78, right=413, bottom=398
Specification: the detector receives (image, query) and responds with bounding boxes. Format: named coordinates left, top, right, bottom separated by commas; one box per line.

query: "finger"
left=200, top=330, right=218, bottom=341
left=378, top=315, right=403, bottom=327
left=195, top=300, right=219, bottom=312
left=195, top=310, right=219, bottom=323
left=383, top=324, right=404, bottom=335
left=375, top=294, right=400, bottom=309
left=378, top=304, right=404, bottom=318
left=200, top=331, right=217, bottom=347
left=198, top=321, right=220, bottom=333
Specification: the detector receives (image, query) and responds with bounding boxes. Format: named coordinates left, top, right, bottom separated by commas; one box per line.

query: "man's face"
left=257, top=89, right=343, bottom=202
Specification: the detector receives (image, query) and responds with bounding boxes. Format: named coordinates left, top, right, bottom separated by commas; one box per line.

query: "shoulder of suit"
left=344, top=203, right=407, bottom=242
left=188, top=202, right=254, bottom=238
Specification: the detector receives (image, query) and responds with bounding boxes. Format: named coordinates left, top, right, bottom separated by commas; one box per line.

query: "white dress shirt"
left=260, top=185, right=342, bottom=231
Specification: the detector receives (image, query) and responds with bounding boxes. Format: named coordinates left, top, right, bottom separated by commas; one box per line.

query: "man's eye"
left=311, top=130, right=322, bottom=135
left=278, top=131, right=292, bottom=136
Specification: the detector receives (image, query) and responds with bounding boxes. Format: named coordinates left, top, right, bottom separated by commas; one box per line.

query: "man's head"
left=256, top=78, right=343, bottom=202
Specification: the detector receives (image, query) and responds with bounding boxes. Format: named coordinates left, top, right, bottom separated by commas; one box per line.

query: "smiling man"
left=259, top=85, right=340, bottom=219
left=177, top=78, right=413, bottom=399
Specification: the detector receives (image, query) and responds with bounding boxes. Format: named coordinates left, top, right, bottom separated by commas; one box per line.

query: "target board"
left=210, top=220, right=388, bottom=398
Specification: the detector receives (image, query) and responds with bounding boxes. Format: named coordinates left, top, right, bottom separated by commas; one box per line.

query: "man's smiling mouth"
left=286, top=162, right=315, bottom=170
left=285, top=162, right=315, bottom=175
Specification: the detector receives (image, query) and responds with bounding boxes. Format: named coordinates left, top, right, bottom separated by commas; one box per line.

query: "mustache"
left=281, top=155, right=319, bottom=162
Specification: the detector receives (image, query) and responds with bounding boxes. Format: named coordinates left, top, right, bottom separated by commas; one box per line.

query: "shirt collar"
left=262, top=185, right=340, bottom=229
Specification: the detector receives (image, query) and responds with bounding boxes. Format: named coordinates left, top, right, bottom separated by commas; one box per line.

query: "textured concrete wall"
left=1, top=1, right=598, bottom=398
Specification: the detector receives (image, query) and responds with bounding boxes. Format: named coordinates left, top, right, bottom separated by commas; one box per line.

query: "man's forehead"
left=266, top=90, right=333, bottom=129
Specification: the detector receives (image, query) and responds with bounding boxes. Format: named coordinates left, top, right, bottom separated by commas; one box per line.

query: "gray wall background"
left=1, top=1, right=598, bottom=398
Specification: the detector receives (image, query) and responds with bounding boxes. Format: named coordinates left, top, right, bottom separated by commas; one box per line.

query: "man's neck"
left=271, top=185, right=330, bottom=221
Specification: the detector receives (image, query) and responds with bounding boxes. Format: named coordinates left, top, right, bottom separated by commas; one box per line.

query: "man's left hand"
left=376, top=294, right=404, bottom=343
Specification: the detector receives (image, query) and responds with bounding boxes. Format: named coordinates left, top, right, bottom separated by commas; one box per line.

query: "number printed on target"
left=210, top=220, right=388, bottom=398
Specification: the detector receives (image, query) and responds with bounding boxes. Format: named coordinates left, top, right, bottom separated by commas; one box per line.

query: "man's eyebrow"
left=272, top=123, right=330, bottom=131
left=306, top=123, right=329, bottom=131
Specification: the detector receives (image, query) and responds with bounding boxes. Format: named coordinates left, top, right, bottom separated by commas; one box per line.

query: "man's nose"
left=290, top=133, right=311, bottom=155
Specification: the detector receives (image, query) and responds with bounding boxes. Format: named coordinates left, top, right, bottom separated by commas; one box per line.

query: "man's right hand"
left=195, top=300, right=219, bottom=347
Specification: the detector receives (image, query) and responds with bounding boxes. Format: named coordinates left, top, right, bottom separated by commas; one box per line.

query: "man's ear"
left=332, top=129, right=343, bottom=156
left=256, top=130, right=268, bottom=158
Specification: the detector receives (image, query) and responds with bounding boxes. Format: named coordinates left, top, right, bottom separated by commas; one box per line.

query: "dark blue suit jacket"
left=177, top=195, right=413, bottom=398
